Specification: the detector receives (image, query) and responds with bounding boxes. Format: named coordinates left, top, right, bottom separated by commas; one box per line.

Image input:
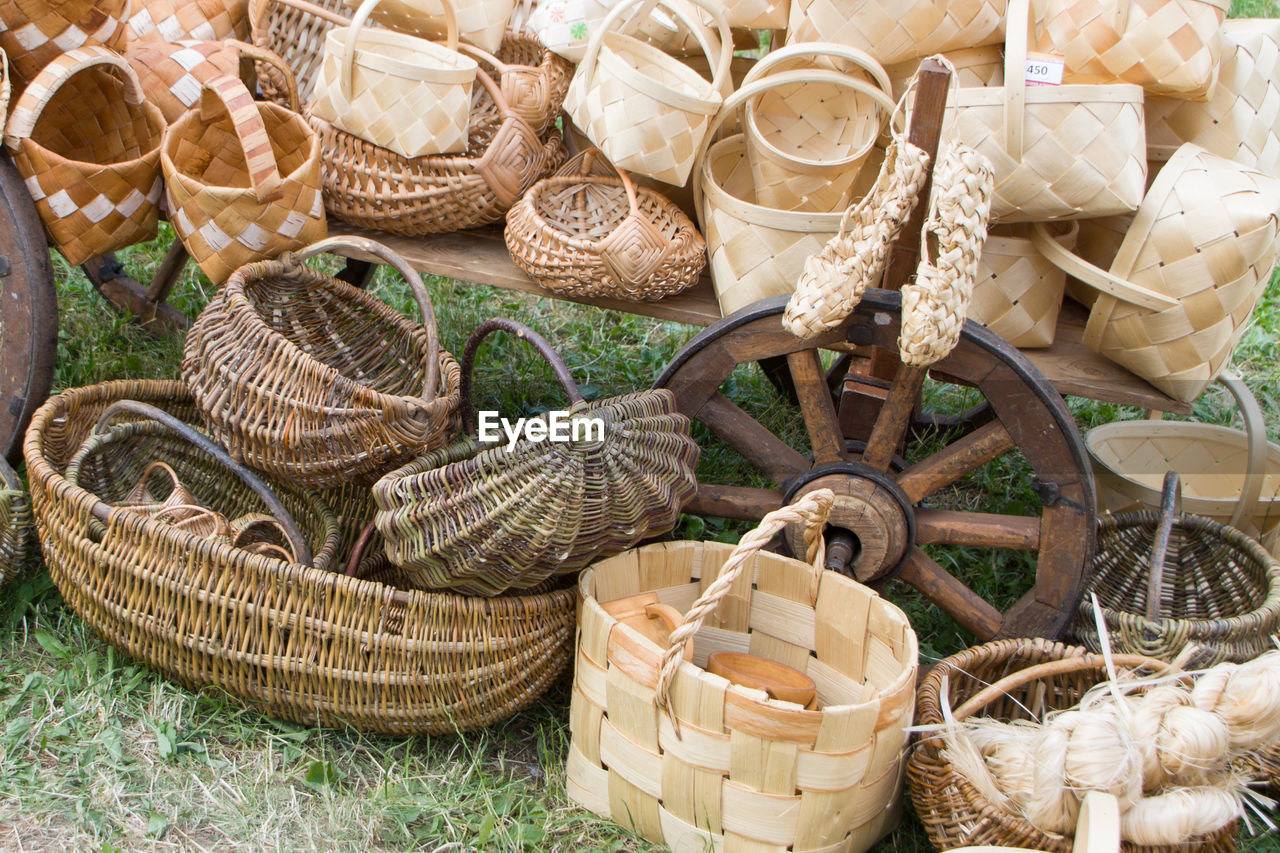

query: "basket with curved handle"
left=458, top=317, right=584, bottom=429
left=341, top=0, right=459, bottom=98
left=232, top=40, right=302, bottom=111
left=197, top=75, right=285, bottom=204
left=4, top=45, right=147, bottom=147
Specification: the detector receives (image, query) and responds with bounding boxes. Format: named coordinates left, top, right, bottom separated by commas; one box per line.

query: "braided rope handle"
left=655, top=489, right=835, bottom=721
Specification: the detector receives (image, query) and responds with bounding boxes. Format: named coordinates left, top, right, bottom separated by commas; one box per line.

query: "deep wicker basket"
left=25, top=379, right=576, bottom=735
left=0, top=456, right=30, bottom=587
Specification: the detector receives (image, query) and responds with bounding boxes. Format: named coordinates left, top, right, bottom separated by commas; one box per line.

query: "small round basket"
left=0, top=456, right=30, bottom=588
left=504, top=148, right=706, bottom=302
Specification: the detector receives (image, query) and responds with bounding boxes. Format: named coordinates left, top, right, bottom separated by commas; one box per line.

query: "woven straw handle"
left=5, top=45, right=146, bottom=147
left=556, top=147, right=643, bottom=218
left=459, top=318, right=583, bottom=429
left=262, top=0, right=352, bottom=26
left=231, top=40, right=302, bottom=112
left=198, top=75, right=284, bottom=204
left=1028, top=222, right=1179, bottom=312
left=655, top=489, right=835, bottom=716
left=343, top=0, right=460, bottom=95
left=296, top=236, right=441, bottom=407
left=91, top=401, right=314, bottom=566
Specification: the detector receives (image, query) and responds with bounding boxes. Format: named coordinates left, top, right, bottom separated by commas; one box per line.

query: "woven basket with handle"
left=906, top=638, right=1238, bottom=851
left=126, top=0, right=250, bottom=43
left=310, top=68, right=562, bottom=235
left=183, top=237, right=463, bottom=489
left=126, top=39, right=294, bottom=124
left=25, top=380, right=574, bottom=735
left=0, top=456, right=29, bottom=589
left=0, top=0, right=129, bottom=93
left=504, top=148, right=706, bottom=301
left=372, top=319, right=698, bottom=596
left=338, top=0, right=514, bottom=53
left=162, top=73, right=325, bottom=283
left=458, top=32, right=573, bottom=136
left=1033, top=0, right=1228, bottom=100
left=969, top=221, right=1077, bottom=348
left=953, top=0, right=1146, bottom=223
left=886, top=46, right=1003, bottom=101
left=570, top=490, right=918, bottom=851
left=786, top=0, right=1004, bottom=68
left=249, top=0, right=348, bottom=105
left=4, top=46, right=164, bottom=267
left=1032, top=144, right=1280, bottom=404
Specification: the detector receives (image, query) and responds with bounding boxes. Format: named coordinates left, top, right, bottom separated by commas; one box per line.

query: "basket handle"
left=197, top=75, right=285, bottom=204
left=1027, top=222, right=1179, bottom=312
left=91, top=401, right=313, bottom=567
left=555, top=147, right=642, bottom=219
left=125, top=460, right=187, bottom=506
left=293, top=236, right=441, bottom=408
left=654, top=489, right=835, bottom=720
left=458, top=318, right=583, bottom=431
left=742, top=41, right=893, bottom=101
left=5, top=45, right=147, bottom=147
left=1001, top=0, right=1033, bottom=161
left=1144, top=470, right=1181, bottom=621
left=229, top=40, right=302, bottom=112
left=255, top=0, right=352, bottom=27
left=343, top=0, right=460, bottom=97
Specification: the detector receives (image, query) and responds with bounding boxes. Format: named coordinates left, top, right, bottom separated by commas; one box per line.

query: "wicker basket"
left=183, top=236, right=463, bottom=489
left=311, top=68, right=563, bottom=235
left=459, top=32, right=572, bottom=136
left=886, top=46, right=1003, bottom=100
left=969, top=221, right=1077, bottom=348
left=569, top=490, right=918, bottom=851
left=126, top=39, right=294, bottom=124
left=338, top=0, right=514, bottom=53
left=4, top=46, right=164, bottom=267
left=504, top=148, right=706, bottom=301
left=162, top=73, right=325, bottom=283
left=0, top=0, right=129, bottom=93
left=0, top=456, right=30, bottom=589
left=527, top=0, right=748, bottom=63
left=126, top=0, right=250, bottom=42
left=249, top=0, right=349, bottom=105
left=786, top=0, right=1005, bottom=67
left=372, top=318, right=698, bottom=596
left=564, top=0, right=731, bottom=186
left=906, top=638, right=1239, bottom=852
left=24, top=380, right=574, bottom=735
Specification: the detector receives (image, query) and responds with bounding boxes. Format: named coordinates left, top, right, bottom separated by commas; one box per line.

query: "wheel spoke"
left=897, top=420, right=1016, bottom=503
left=685, top=485, right=785, bottom=521
left=697, top=392, right=810, bottom=485
left=898, top=547, right=1004, bottom=641
left=861, top=363, right=927, bottom=470
left=915, top=509, right=1041, bottom=550
left=786, top=349, right=845, bottom=465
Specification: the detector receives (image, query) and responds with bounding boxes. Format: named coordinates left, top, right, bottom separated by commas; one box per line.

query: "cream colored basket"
left=310, top=0, right=477, bottom=158
left=569, top=490, right=917, bottom=852
left=953, top=0, right=1146, bottom=223
left=1145, top=20, right=1280, bottom=177
left=725, top=0, right=787, bottom=29
left=970, top=221, right=1077, bottom=348
left=886, top=46, right=1003, bottom=101
left=1031, top=144, right=1280, bottom=404
left=1086, top=372, right=1280, bottom=556
left=338, top=0, right=514, bottom=53
left=741, top=43, right=895, bottom=213
left=786, top=0, right=1005, bottom=67
left=1033, top=0, right=1228, bottom=100
left=564, top=0, right=731, bottom=186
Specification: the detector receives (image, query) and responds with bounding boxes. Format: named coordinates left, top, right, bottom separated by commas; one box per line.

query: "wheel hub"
left=783, top=462, right=915, bottom=583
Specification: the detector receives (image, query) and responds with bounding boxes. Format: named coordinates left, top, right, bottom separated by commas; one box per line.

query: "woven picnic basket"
left=1032, top=144, right=1280, bottom=404
left=126, top=0, right=250, bottom=42
left=249, top=0, right=348, bottom=105
left=564, top=0, right=732, bottom=186
left=570, top=490, right=918, bottom=851
left=741, top=43, right=896, bottom=213
left=372, top=318, right=699, bottom=596
left=969, top=221, right=1077, bottom=348
left=0, top=456, right=30, bottom=588
left=183, top=236, right=463, bottom=489
left=162, top=73, right=325, bottom=283
left=504, top=148, right=706, bottom=301
left=310, top=0, right=477, bottom=158
left=338, top=0, right=514, bottom=53
left=4, top=46, right=164, bottom=267
left=906, top=638, right=1238, bottom=851
left=310, top=68, right=563, bottom=235
left=1144, top=20, right=1280, bottom=177
left=126, top=39, right=294, bottom=124
left=952, top=0, right=1146, bottom=223
left=886, top=46, right=1003, bottom=100
left=786, top=0, right=1004, bottom=68
left=25, top=380, right=574, bottom=735
left=458, top=33, right=573, bottom=136
left=0, top=0, right=129, bottom=93
left=1033, top=0, right=1228, bottom=100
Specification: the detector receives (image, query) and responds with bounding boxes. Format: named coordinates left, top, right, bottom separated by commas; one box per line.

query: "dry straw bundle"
left=126, top=0, right=251, bottom=43
left=0, top=0, right=129, bottom=93
left=126, top=39, right=294, bottom=124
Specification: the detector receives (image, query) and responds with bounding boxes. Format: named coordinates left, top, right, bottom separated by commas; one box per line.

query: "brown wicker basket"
left=504, top=148, right=706, bottom=302
left=906, top=638, right=1239, bottom=852
left=125, top=39, right=295, bottom=124
left=458, top=32, right=572, bottom=137
left=249, top=0, right=348, bottom=105
left=0, top=456, right=30, bottom=588
left=311, top=68, right=563, bottom=235
left=125, top=0, right=251, bottom=43
left=0, top=0, right=129, bottom=93
left=24, top=379, right=574, bottom=735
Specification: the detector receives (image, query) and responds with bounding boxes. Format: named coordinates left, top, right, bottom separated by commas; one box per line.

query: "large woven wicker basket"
left=249, top=0, right=348, bottom=105
left=786, top=0, right=1005, bottom=67
left=458, top=33, right=573, bottom=137
left=125, top=39, right=295, bottom=125
left=0, top=0, right=129, bottom=93
left=570, top=490, right=918, bottom=852
left=182, top=236, right=463, bottom=489
left=25, top=379, right=574, bottom=735
left=126, top=0, right=250, bottom=43
left=0, top=456, right=29, bottom=588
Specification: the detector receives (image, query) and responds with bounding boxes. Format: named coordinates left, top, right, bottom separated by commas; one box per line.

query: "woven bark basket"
left=24, top=379, right=574, bottom=735
left=338, top=0, right=514, bottom=54
left=569, top=490, right=918, bottom=852
left=0, top=456, right=30, bottom=589
left=786, top=0, right=1005, bottom=68
left=4, top=45, right=165, bottom=267
left=249, top=0, right=349, bottom=105
left=969, top=221, right=1077, bottom=348
left=310, top=68, right=563, bottom=235
left=183, top=236, right=463, bottom=489
left=126, top=0, right=250, bottom=43
left=126, top=39, right=294, bottom=124
left=906, top=638, right=1239, bottom=851
left=0, top=0, right=129, bottom=93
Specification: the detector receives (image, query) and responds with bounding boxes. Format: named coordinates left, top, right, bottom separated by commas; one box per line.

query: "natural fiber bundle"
left=1033, top=0, right=1228, bottom=100
left=786, top=0, right=1005, bottom=67
left=0, top=457, right=29, bottom=589
left=0, top=0, right=129, bottom=93
left=4, top=46, right=164, bottom=266
left=126, top=39, right=294, bottom=124
left=26, top=380, right=574, bottom=735
left=126, top=0, right=250, bottom=42
left=338, top=0, right=514, bottom=53
left=311, top=69, right=563, bottom=235
left=373, top=319, right=698, bottom=596
left=970, top=221, right=1077, bottom=348
left=162, top=73, right=325, bottom=283
left=459, top=32, right=573, bottom=136
left=1190, top=651, right=1280, bottom=751
left=249, top=0, right=349, bottom=105
left=1122, top=787, right=1245, bottom=847
left=504, top=148, right=706, bottom=302
left=183, top=237, right=463, bottom=489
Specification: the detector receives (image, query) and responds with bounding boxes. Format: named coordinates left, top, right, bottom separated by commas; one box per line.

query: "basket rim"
left=323, top=24, right=478, bottom=82
left=517, top=171, right=697, bottom=254
left=13, top=97, right=165, bottom=169
left=162, top=100, right=321, bottom=187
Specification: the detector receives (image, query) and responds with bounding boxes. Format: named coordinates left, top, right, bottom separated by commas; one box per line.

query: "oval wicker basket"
left=25, top=379, right=575, bottom=735
left=0, top=455, right=29, bottom=588
left=249, top=0, right=349, bottom=105
left=906, top=638, right=1239, bottom=852
left=182, top=236, right=463, bottom=489
left=458, top=32, right=573, bottom=136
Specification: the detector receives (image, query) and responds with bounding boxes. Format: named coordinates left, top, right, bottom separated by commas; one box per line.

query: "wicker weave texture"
left=338, top=0, right=514, bottom=53
left=126, top=39, right=293, bottom=124
left=249, top=0, right=349, bottom=105
left=1033, top=0, right=1228, bottom=99
left=970, top=222, right=1076, bottom=348
left=461, top=33, right=573, bottom=136
left=126, top=0, right=250, bottom=42
left=0, top=0, right=129, bottom=92
left=885, top=45, right=1003, bottom=100
left=4, top=46, right=164, bottom=266
left=0, top=457, right=29, bottom=589
left=786, top=0, right=1005, bottom=67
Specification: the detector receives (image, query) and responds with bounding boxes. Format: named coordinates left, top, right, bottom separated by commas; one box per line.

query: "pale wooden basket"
left=970, top=221, right=1077, bottom=348
left=338, top=0, right=514, bottom=53
left=786, top=0, right=1005, bottom=67
left=885, top=46, right=1003, bottom=101
left=569, top=490, right=918, bottom=852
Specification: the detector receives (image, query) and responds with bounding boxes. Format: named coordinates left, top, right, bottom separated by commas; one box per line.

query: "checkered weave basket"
left=125, top=39, right=294, bottom=124
left=0, top=0, right=129, bottom=93
left=970, top=221, right=1078, bottom=348
left=338, top=0, right=515, bottom=53
left=4, top=46, right=164, bottom=266
left=126, top=0, right=250, bottom=43
left=786, top=0, right=1004, bottom=67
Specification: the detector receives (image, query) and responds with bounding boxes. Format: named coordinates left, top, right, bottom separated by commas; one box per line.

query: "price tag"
left=1024, top=52, right=1065, bottom=86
